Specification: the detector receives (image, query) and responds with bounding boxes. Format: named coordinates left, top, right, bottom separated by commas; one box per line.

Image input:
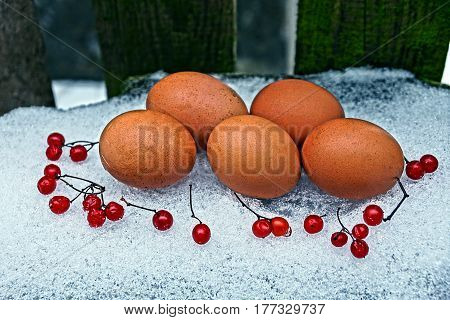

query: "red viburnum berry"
left=46, top=145, right=62, bottom=161
left=363, top=205, right=384, bottom=226
left=405, top=160, right=425, bottom=180
left=105, top=201, right=125, bottom=221
left=331, top=232, right=348, bottom=247
left=350, top=239, right=369, bottom=259
left=70, top=145, right=88, bottom=162
left=49, top=196, right=70, bottom=214
left=304, top=214, right=324, bottom=234
left=37, top=176, right=57, bottom=195
left=252, top=219, right=272, bottom=238
left=47, top=132, right=65, bottom=147
left=152, top=210, right=173, bottom=231
left=44, top=164, right=61, bottom=179
left=420, top=154, right=438, bottom=173
left=271, top=217, right=290, bottom=237
left=87, top=208, right=106, bottom=228
left=192, top=224, right=211, bottom=245
left=82, top=194, right=102, bottom=212
left=352, top=224, right=369, bottom=240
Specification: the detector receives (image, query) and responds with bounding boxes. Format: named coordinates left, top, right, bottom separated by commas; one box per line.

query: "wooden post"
left=295, top=0, right=450, bottom=82
left=92, top=0, right=236, bottom=97
left=0, top=0, right=54, bottom=115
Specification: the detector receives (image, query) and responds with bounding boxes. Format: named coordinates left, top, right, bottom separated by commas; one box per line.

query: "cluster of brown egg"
left=99, top=71, right=404, bottom=201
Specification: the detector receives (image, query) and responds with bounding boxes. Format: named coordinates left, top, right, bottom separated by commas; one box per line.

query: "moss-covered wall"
left=92, top=0, right=236, bottom=97
left=295, top=0, right=450, bottom=81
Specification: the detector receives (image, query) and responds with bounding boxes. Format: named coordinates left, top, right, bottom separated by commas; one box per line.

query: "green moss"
left=295, top=0, right=449, bottom=82
left=92, top=0, right=236, bottom=97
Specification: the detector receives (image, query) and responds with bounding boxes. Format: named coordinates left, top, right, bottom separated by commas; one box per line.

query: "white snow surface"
left=0, top=68, right=449, bottom=299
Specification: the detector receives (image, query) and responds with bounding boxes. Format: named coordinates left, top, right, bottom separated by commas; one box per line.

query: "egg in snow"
left=99, top=110, right=196, bottom=188
left=207, top=115, right=301, bottom=199
left=146, top=71, right=248, bottom=149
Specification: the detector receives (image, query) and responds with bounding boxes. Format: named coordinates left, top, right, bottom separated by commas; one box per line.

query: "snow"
left=0, top=67, right=449, bottom=299
left=52, top=80, right=107, bottom=110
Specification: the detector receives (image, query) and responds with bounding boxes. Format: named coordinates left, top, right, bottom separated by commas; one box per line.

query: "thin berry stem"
left=64, top=141, right=99, bottom=152
left=383, top=177, right=409, bottom=222
left=64, top=141, right=98, bottom=146
left=404, top=156, right=410, bottom=163
left=233, top=192, right=271, bottom=221
left=120, top=197, right=157, bottom=213
left=189, top=184, right=202, bottom=224
left=58, top=178, right=104, bottom=195
left=58, top=174, right=105, bottom=191
left=285, top=227, right=292, bottom=237
left=336, top=208, right=354, bottom=240
left=83, top=185, right=95, bottom=200
left=100, top=192, right=106, bottom=208
left=70, top=185, right=92, bottom=203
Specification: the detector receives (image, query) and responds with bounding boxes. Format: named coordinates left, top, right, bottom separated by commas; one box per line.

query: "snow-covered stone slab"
left=0, top=68, right=448, bottom=299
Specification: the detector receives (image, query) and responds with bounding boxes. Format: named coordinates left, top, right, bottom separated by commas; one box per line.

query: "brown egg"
left=99, top=110, right=196, bottom=188
left=301, top=118, right=404, bottom=199
left=207, top=115, right=301, bottom=199
left=146, top=71, right=248, bottom=149
left=251, top=79, right=344, bottom=145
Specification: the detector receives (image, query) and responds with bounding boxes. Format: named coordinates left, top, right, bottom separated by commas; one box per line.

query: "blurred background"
left=1, top=0, right=449, bottom=112
left=32, top=0, right=297, bottom=109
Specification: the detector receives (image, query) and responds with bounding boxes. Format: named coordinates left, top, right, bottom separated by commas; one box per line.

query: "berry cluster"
left=120, top=185, right=211, bottom=245
left=301, top=208, right=376, bottom=258
left=300, top=177, right=410, bottom=258
left=234, top=193, right=291, bottom=238
left=37, top=164, right=124, bottom=228
left=302, top=210, right=371, bottom=258
left=330, top=208, right=372, bottom=258
left=46, top=132, right=98, bottom=162
left=405, top=154, right=438, bottom=180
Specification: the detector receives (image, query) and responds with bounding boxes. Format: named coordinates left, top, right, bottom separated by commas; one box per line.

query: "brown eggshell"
left=207, top=115, right=301, bottom=199
left=146, top=71, right=248, bottom=149
left=301, top=118, right=404, bottom=199
left=99, top=110, right=196, bottom=188
left=251, top=79, right=344, bottom=145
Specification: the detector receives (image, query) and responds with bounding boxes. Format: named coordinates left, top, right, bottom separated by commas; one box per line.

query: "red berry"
left=350, top=239, right=369, bottom=258
left=44, top=164, right=61, bottom=178
left=70, top=145, right=88, bottom=162
left=46, top=145, right=62, bottom=161
left=37, top=176, right=57, bottom=195
left=363, top=205, right=384, bottom=226
left=406, top=160, right=425, bottom=180
left=152, top=210, right=173, bottom=231
left=47, top=132, right=65, bottom=147
left=331, top=232, right=348, bottom=247
left=420, top=154, right=438, bottom=173
left=252, top=219, right=272, bottom=238
left=303, top=214, right=324, bottom=234
left=82, top=195, right=102, bottom=212
left=49, top=196, right=70, bottom=214
left=352, top=224, right=369, bottom=239
left=192, top=223, right=211, bottom=245
left=105, top=202, right=124, bottom=221
left=271, top=217, right=290, bottom=236
left=87, top=208, right=106, bottom=228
